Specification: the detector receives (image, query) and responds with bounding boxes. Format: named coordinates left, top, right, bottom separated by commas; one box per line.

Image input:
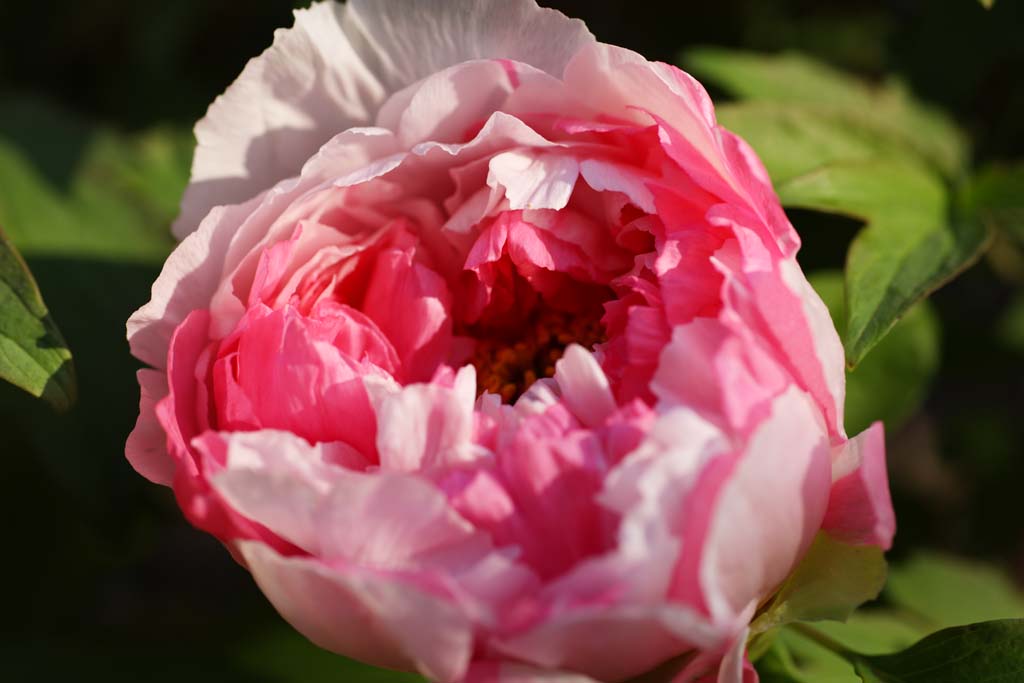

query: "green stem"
left=790, top=622, right=858, bottom=662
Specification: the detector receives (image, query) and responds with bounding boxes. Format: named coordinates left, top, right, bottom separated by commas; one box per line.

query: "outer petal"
left=461, top=662, right=602, bottom=683
left=176, top=2, right=387, bottom=237
left=343, top=0, right=593, bottom=94
left=125, top=369, right=174, bottom=485
left=822, top=422, right=895, bottom=549
left=203, top=429, right=488, bottom=564
left=239, top=541, right=474, bottom=683
left=695, top=388, right=832, bottom=625
left=177, top=0, right=594, bottom=238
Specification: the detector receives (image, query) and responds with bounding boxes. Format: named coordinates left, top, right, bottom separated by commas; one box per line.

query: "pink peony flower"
left=126, top=2, right=895, bottom=681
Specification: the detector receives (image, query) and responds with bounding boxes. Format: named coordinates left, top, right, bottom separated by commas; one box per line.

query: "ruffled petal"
left=125, top=369, right=174, bottom=485
left=239, top=541, right=474, bottom=683
left=202, top=429, right=483, bottom=565
left=177, top=2, right=388, bottom=237
left=822, top=422, right=895, bottom=549
left=177, top=0, right=594, bottom=238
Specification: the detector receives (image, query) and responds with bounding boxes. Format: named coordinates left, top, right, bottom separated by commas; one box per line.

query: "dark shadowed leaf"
left=853, top=620, right=1024, bottom=682
left=962, top=162, right=1024, bottom=245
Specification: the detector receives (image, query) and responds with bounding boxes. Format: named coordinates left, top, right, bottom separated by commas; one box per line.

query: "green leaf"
left=0, top=122, right=181, bottom=264
left=752, top=534, right=887, bottom=637
left=681, top=49, right=986, bottom=366
left=853, top=620, right=1024, bottom=682
left=962, top=161, right=1024, bottom=245
left=757, top=629, right=862, bottom=683
left=809, top=271, right=940, bottom=435
left=779, top=159, right=988, bottom=366
left=812, top=612, right=926, bottom=656
left=0, top=225, right=75, bottom=410
left=683, top=48, right=967, bottom=176
left=885, top=552, right=1024, bottom=628
left=714, top=104, right=890, bottom=187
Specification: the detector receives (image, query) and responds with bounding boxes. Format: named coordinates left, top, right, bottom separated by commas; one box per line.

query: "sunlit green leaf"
left=0, top=225, right=75, bottom=409
left=780, top=159, right=987, bottom=366
left=752, top=534, right=887, bottom=638
left=885, top=552, right=1024, bottom=628
left=682, top=49, right=987, bottom=366
left=812, top=612, right=925, bottom=656
left=683, top=48, right=967, bottom=175
left=809, top=271, right=940, bottom=434
left=0, top=125, right=181, bottom=264
left=757, top=629, right=861, bottom=683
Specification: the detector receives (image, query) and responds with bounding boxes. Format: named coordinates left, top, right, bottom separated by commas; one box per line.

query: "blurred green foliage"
left=0, top=1, right=1021, bottom=681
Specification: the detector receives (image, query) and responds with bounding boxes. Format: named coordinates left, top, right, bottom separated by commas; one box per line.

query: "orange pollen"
left=468, top=307, right=606, bottom=402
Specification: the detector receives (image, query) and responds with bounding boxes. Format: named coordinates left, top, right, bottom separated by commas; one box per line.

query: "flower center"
left=469, top=304, right=606, bottom=402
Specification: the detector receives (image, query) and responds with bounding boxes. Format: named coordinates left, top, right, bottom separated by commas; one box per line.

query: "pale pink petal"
left=823, top=422, right=895, bottom=549
left=461, top=662, right=602, bottom=683
left=778, top=259, right=847, bottom=439
left=239, top=541, right=474, bottom=683
left=129, top=198, right=258, bottom=368
left=377, top=60, right=527, bottom=147
left=554, top=345, right=617, bottom=428
left=696, top=388, right=832, bottom=625
left=578, top=159, right=657, bottom=214
left=125, top=369, right=174, bottom=485
left=375, top=366, right=482, bottom=472
left=652, top=321, right=787, bottom=434
left=176, top=2, right=387, bottom=238
left=488, top=150, right=579, bottom=211
left=672, top=628, right=757, bottom=683
left=344, top=0, right=593, bottom=93
left=201, top=429, right=485, bottom=566
left=562, top=44, right=739, bottom=203
left=495, top=603, right=706, bottom=682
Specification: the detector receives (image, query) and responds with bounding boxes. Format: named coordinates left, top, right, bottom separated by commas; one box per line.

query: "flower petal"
left=239, top=541, right=474, bottom=683
left=554, top=345, right=616, bottom=428
left=696, top=388, right=832, bottom=625
left=125, top=369, right=174, bottom=485
left=822, top=422, right=895, bottom=550
left=177, top=2, right=387, bottom=238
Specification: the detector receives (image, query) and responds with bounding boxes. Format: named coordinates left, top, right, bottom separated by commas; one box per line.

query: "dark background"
left=0, top=1, right=1021, bottom=680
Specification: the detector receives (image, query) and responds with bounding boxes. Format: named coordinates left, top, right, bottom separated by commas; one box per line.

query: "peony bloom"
left=126, top=2, right=895, bottom=681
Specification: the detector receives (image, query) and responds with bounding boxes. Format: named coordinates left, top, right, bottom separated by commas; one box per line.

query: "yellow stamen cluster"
left=469, top=307, right=606, bottom=402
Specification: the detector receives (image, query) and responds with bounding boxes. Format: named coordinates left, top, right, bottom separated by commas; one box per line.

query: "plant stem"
left=790, top=622, right=858, bottom=662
